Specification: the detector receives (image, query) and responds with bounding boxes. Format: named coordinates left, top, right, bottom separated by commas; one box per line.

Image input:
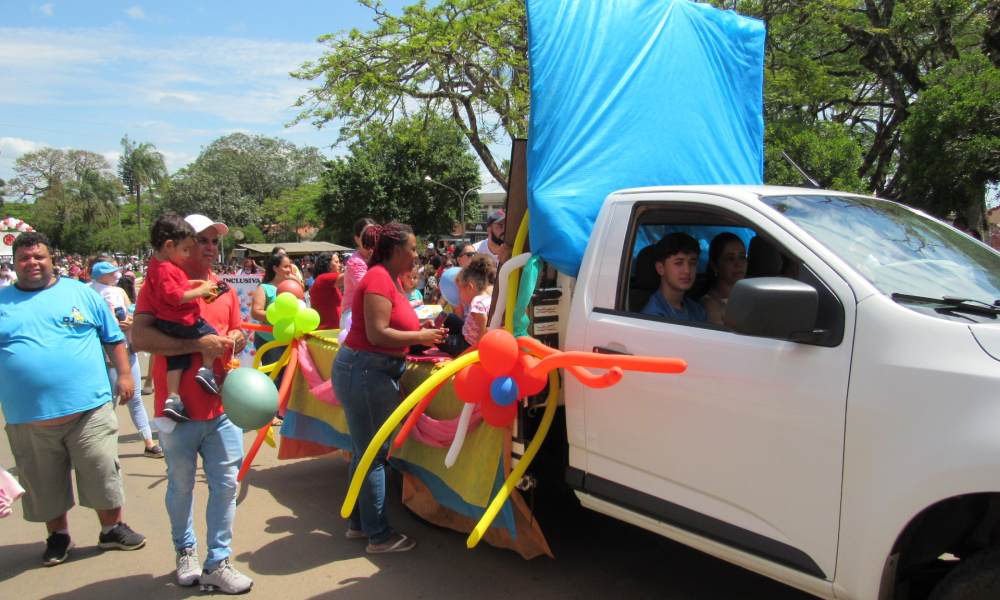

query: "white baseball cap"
left=184, top=214, right=229, bottom=236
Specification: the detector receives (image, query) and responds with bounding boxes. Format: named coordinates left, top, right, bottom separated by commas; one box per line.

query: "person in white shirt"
left=473, top=210, right=506, bottom=267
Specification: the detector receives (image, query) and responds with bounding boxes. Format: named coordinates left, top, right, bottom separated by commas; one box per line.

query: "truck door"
left=567, top=194, right=855, bottom=581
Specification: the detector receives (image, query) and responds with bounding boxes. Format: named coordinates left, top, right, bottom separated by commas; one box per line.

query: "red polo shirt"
left=135, top=272, right=242, bottom=420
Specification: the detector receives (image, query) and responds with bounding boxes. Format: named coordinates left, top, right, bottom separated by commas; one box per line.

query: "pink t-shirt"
left=463, top=294, right=491, bottom=345
left=341, top=253, right=369, bottom=313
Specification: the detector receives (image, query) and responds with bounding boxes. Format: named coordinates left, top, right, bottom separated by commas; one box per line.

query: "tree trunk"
left=967, top=184, right=988, bottom=239
left=136, top=187, right=142, bottom=230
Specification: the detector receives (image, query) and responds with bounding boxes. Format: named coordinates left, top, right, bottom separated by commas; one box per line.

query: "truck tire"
left=928, top=546, right=1000, bottom=600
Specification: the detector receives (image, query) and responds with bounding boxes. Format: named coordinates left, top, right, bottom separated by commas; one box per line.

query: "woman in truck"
left=699, top=232, right=747, bottom=325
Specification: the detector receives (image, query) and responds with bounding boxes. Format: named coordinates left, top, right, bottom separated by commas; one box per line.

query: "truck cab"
left=550, top=185, right=1000, bottom=599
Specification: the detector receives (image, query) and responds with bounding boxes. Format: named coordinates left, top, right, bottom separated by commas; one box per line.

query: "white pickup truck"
left=523, top=185, right=1000, bottom=600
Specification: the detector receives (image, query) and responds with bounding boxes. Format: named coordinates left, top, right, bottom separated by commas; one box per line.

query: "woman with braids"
left=332, top=222, right=447, bottom=554
left=340, top=217, right=376, bottom=329
left=310, top=252, right=345, bottom=330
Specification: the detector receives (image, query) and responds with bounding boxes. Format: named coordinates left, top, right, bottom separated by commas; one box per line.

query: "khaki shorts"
left=5, top=401, right=125, bottom=522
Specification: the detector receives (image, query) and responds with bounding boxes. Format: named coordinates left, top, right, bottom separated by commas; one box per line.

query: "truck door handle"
left=593, top=345, right=633, bottom=356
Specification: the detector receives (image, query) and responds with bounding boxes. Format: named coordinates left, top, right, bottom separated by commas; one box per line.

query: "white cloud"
left=0, top=27, right=320, bottom=124
left=40, top=4, right=54, bottom=16
left=0, top=137, right=51, bottom=159
left=103, top=150, right=121, bottom=165
left=126, top=7, right=147, bottom=21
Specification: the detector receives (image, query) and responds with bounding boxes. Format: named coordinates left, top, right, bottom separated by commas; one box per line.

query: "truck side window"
left=617, top=205, right=844, bottom=345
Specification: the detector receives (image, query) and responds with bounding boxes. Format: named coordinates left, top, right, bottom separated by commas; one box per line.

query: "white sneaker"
left=200, top=558, right=253, bottom=594
left=176, top=547, right=200, bottom=586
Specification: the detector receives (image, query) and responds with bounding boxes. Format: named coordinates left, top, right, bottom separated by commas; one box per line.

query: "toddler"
left=145, top=212, right=221, bottom=422
left=402, top=264, right=424, bottom=308
left=456, top=255, right=495, bottom=345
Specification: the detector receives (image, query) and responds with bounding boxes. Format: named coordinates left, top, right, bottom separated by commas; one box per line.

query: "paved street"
left=1, top=373, right=814, bottom=600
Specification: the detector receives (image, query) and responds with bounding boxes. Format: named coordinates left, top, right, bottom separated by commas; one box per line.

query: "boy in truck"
left=641, top=232, right=708, bottom=323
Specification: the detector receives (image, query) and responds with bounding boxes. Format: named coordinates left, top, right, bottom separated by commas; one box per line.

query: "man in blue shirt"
left=641, top=232, right=709, bottom=323
left=0, top=232, right=147, bottom=567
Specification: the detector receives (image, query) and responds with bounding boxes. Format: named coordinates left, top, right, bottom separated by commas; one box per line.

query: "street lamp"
left=423, top=176, right=495, bottom=243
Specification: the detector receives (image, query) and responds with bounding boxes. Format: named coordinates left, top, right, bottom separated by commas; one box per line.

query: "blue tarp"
left=525, top=0, right=766, bottom=277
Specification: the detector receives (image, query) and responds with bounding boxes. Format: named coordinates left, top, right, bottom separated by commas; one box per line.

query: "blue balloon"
left=490, top=376, right=519, bottom=407
left=439, top=267, right=463, bottom=307
left=221, top=368, right=280, bottom=431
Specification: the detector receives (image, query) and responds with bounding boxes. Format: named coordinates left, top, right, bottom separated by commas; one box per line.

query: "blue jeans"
left=108, top=351, right=152, bottom=441
left=331, top=346, right=406, bottom=545
left=158, top=414, right=243, bottom=570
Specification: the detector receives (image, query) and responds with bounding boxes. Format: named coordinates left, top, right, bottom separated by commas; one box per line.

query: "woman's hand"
left=119, top=315, right=133, bottom=332
left=418, top=321, right=448, bottom=345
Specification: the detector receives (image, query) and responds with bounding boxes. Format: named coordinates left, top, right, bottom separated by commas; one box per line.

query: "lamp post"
left=423, top=176, right=495, bottom=243
left=218, top=190, right=224, bottom=266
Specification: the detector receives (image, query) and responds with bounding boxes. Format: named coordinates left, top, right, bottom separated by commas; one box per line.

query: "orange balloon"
left=276, top=279, right=305, bottom=299
left=478, top=329, right=519, bottom=377
left=509, top=352, right=548, bottom=397
left=481, top=398, right=517, bottom=428
left=453, top=364, right=492, bottom=404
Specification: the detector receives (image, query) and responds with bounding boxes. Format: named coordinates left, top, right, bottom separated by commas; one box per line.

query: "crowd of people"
left=0, top=208, right=510, bottom=593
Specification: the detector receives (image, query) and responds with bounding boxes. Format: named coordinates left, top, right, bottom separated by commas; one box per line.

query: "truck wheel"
left=928, top=546, right=1000, bottom=600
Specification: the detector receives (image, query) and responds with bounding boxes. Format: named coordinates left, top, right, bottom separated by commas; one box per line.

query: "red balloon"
left=453, top=364, right=492, bottom=404
left=478, top=329, right=519, bottom=377
left=276, top=279, right=305, bottom=299
left=481, top=398, right=517, bottom=428
left=509, top=353, right=548, bottom=397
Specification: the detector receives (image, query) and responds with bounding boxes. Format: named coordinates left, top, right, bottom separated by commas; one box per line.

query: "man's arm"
left=103, top=341, right=134, bottom=405
left=131, top=313, right=233, bottom=359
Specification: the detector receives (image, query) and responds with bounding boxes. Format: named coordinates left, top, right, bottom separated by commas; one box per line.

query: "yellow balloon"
left=341, top=351, right=480, bottom=519
left=273, top=318, right=296, bottom=343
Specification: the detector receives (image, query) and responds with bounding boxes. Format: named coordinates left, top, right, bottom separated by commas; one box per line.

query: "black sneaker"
left=163, top=396, right=190, bottom=423
left=194, top=368, right=221, bottom=395
left=43, top=532, right=74, bottom=566
left=97, top=522, right=146, bottom=551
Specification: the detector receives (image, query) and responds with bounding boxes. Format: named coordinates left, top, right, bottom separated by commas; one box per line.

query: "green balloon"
left=273, top=317, right=296, bottom=343
left=265, top=302, right=281, bottom=326
left=295, top=308, right=321, bottom=334
left=274, top=292, right=299, bottom=319
left=221, top=368, right=279, bottom=431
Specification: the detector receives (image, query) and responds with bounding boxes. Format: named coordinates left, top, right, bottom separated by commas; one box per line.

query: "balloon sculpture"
left=340, top=210, right=689, bottom=548
left=235, top=285, right=321, bottom=482
left=0, top=217, right=34, bottom=233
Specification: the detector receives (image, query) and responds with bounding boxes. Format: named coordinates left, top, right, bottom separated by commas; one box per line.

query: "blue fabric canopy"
left=525, top=0, right=766, bottom=277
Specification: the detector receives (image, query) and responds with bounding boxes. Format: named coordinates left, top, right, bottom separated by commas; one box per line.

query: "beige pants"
left=5, top=402, right=124, bottom=522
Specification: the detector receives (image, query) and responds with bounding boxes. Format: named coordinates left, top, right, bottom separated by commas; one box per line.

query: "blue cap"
left=92, top=261, right=122, bottom=279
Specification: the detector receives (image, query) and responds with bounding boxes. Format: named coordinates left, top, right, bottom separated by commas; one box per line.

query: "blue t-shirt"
left=641, top=291, right=708, bottom=323
left=0, top=278, right=125, bottom=424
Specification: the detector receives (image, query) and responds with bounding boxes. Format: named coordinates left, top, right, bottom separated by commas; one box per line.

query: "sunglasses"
left=460, top=252, right=475, bottom=258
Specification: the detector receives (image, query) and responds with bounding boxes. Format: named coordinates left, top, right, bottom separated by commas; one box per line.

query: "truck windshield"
left=762, top=195, right=1000, bottom=304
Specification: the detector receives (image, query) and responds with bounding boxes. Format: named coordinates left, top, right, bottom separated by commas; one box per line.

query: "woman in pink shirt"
left=340, top=217, right=376, bottom=329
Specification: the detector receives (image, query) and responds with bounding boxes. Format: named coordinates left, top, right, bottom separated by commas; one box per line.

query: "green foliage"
left=118, top=136, right=168, bottom=230
left=292, top=0, right=527, bottom=189
left=901, top=53, right=1000, bottom=223
left=260, top=183, right=323, bottom=242
left=157, top=133, right=325, bottom=231
left=315, top=112, right=483, bottom=244
left=222, top=223, right=266, bottom=255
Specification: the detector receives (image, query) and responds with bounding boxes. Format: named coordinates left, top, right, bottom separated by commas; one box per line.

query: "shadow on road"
left=0, top=542, right=103, bottom=584
left=38, top=573, right=201, bottom=600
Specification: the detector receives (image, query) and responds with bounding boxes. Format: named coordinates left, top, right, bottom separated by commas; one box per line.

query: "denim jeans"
left=158, top=414, right=243, bottom=570
left=332, top=346, right=406, bottom=545
left=107, top=351, right=152, bottom=441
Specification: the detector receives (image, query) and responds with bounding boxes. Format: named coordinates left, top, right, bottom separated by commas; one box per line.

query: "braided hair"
left=362, top=222, right=413, bottom=267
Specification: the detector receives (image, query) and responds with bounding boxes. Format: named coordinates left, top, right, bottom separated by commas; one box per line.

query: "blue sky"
left=1, top=1, right=507, bottom=190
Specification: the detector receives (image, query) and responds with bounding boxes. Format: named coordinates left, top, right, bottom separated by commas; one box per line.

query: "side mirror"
left=725, top=278, right=818, bottom=341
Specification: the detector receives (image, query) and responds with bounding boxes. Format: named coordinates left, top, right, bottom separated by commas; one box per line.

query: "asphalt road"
left=0, top=371, right=815, bottom=600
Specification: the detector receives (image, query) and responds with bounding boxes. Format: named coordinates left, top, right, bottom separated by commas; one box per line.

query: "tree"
left=119, top=136, right=169, bottom=230
left=315, top=112, right=483, bottom=244
left=260, top=183, right=323, bottom=242
left=73, top=168, right=125, bottom=233
left=717, top=0, right=993, bottom=200
left=158, top=133, right=326, bottom=229
left=291, top=0, right=527, bottom=190
left=901, top=53, right=1000, bottom=234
